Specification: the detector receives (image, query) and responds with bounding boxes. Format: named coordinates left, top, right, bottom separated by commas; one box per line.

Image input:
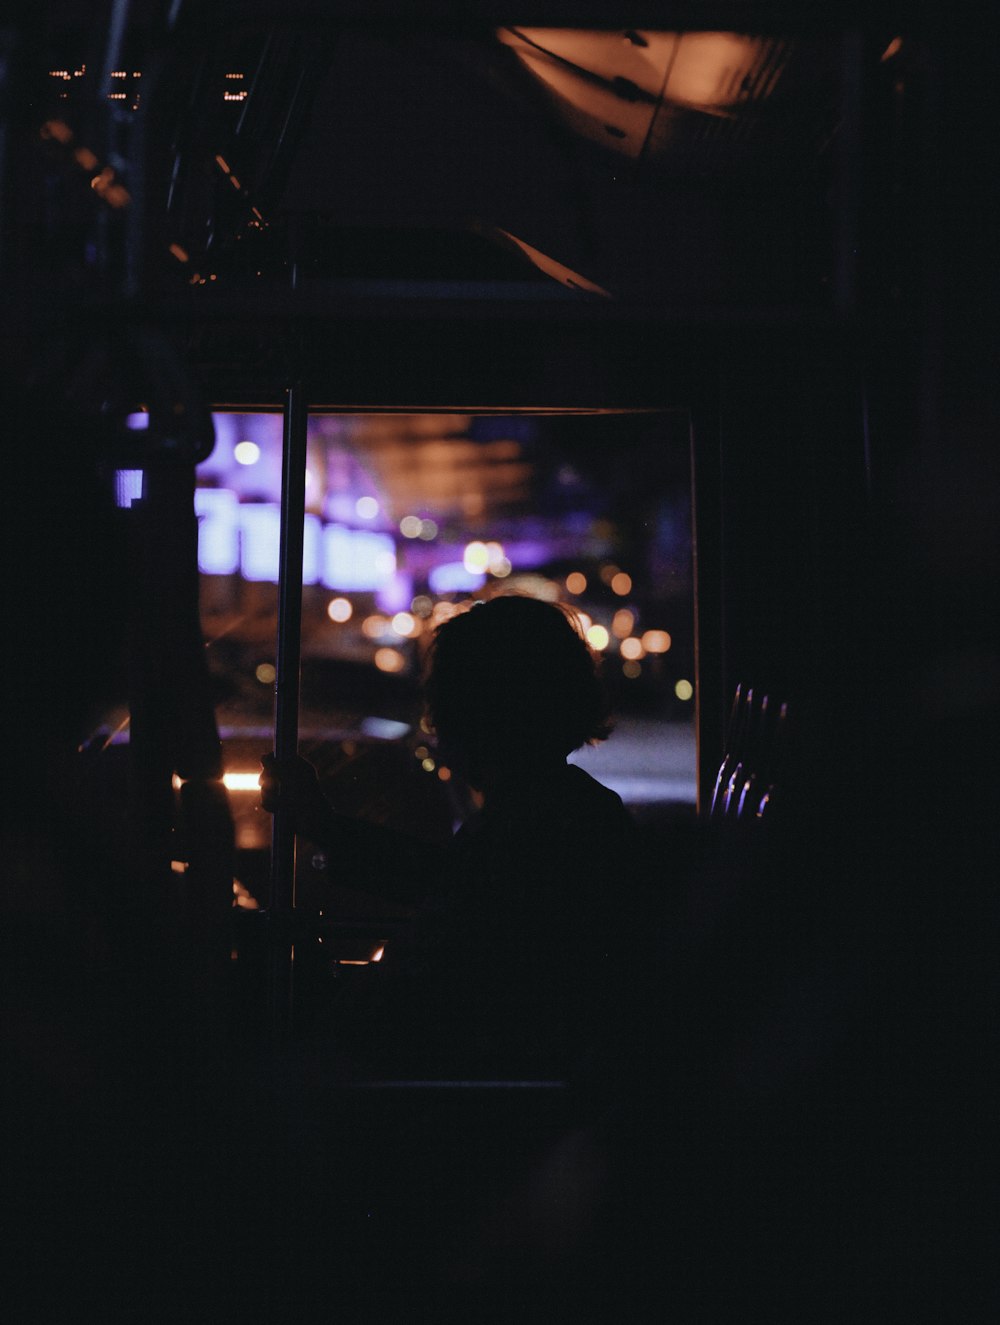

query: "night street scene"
left=2, top=6, right=996, bottom=1322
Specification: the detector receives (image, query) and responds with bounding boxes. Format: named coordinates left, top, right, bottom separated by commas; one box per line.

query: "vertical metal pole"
left=268, top=381, right=309, bottom=1034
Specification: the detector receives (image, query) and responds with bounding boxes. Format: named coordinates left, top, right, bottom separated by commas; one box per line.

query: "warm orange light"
left=620, top=636, right=645, bottom=661
left=255, top=662, right=276, bottom=684
left=215, top=154, right=231, bottom=174
left=611, top=572, right=632, bottom=596
left=362, top=614, right=389, bottom=639
left=565, top=571, right=587, bottom=595
left=41, top=119, right=74, bottom=144
left=623, top=660, right=642, bottom=679
left=74, top=147, right=98, bottom=171
left=168, top=242, right=189, bottom=263
left=880, top=36, right=903, bottom=62
left=437, top=766, right=452, bottom=782
left=612, top=608, right=634, bottom=638
left=374, top=647, right=405, bottom=674
left=391, top=611, right=417, bottom=637
left=371, top=946, right=385, bottom=962
left=224, top=772, right=262, bottom=792
left=641, top=629, right=672, bottom=654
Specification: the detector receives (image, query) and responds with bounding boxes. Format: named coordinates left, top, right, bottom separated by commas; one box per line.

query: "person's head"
left=423, top=594, right=611, bottom=787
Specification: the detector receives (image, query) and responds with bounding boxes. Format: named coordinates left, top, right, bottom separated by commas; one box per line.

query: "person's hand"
left=259, top=753, right=327, bottom=831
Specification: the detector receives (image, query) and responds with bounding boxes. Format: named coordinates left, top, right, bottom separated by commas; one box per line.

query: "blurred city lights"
left=327, top=597, right=353, bottom=623
left=599, top=564, right=618, bottom=585
left=362, top=614, right=389, bottom=639
left=411, top=595, right=434, bottom=617
left=612, top=608, right=635, bottom=638
left=234, top=440, right=260, bottom=465
left=586, top=624, right=610, bottom=650
left=642, top=629, right=672, bottom=654
left=421, top=757, right=436, bottom=772
left=463, top=540, right=490, bottom=573
left=374, top=647, right=405, bottom=673
left=611, top=572, right=633, bottom=596
left=438, top=767, right=452, bottom=782
left=371, top=946, right=385, bottom=963
left=620, top=637, right=645, bottom=661
left=255, top=662, right=276, bottom=684
left=565, top=572, right=586, bottom=594
left=575, top=612, right=593, bottom=634
left=391, top=612, right=417, bottom=637
left=418, top=519, right=439, bottom=540
left=400, top=515, right=423, bottom=538
left=355, top=496, right=379, bottom=520
left=674, top=678, right=694, bottom=701
left=223, top=772, right=262, bottom=791
left=623, top=661, right=642, bottom=679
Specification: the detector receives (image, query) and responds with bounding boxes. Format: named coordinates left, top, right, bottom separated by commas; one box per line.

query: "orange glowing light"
left=215, top=154, right=231, bottom=174
left=438, top=767, right=452, bottom=783
left=611, top=572, right=632, bottom=596
left=620, top=636, right=645, bottom=661
left=565, top=571, right=587, bottom=595
left=371, top=946, right=385, bottom=962
left=168, top=243, right=189, bottom=263
left=880, top=36, right=903, bottom=62
left=41, top=118, right=74, bottom=143
left=362, top=614, right=389, bottom=639
left=374, top=647, right=405, bottom=674
left=612, top=608, right=635, bottom=638
left=224, top=772, right=263, bottom=792
left=623, top=660, right=642, bottom=679
left=641, top=630, right=672, bottom=654
left=74, top=147, right=98, bottom=171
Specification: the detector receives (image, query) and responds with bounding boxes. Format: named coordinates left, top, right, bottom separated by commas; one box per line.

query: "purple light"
left=114, top=469, right=143, bottom=508
left=376, top=571, right=414, bottom=614
left=429, top=562, right=486, bottom=594
left=125, top=412, right=150, bottom=431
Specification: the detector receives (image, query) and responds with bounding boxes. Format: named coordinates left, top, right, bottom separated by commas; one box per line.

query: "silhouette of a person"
left=262, top=594, right=641, bottom=1077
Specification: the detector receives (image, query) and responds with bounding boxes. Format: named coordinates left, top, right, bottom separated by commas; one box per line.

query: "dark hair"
left=424, top=595, right=611, bottom=771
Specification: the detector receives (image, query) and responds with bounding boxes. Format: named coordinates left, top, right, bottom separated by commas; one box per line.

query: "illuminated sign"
left=195, top=488, right=396, bottom=589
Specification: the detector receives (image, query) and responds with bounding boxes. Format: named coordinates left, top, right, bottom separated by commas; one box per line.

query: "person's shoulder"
left=563, top=762, right=628, bottom=815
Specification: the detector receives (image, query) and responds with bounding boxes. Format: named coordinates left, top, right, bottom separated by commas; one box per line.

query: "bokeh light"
left=400, top=515, right=422, bottom=538
left=586, top=624, right=610, bottom=650
left=463, top=541, right=490, bottom=573
left=255, top=662, right=276, bottom=684
left=362, top=614, right=389, bottom=639
left=620, top=637, right=645, bottom=661
left=642, top=629, right=672, bottom=654
left=355, top=496, right=379, bottom=520
left=611, top=572, right=633, bottom=597
left=623, top=660, right=642, bottom=679
left=374, top=647, right=405, bottom=673
left=391, top=611, right=417, bottom=637
left=612, top=608, right=635, bottom=638
left=674, top=678, right=694, bottom=701
left=234, top=440, right=260, bottom=465
left=418, top=519, right=438, bottom=540
left=565, top=571, right=587, bottom=595
left=326, top=597, right=352, bottom=623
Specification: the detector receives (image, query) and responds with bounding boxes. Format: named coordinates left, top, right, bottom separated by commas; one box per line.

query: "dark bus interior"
left=2, top=4, right=996, bottom=1320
